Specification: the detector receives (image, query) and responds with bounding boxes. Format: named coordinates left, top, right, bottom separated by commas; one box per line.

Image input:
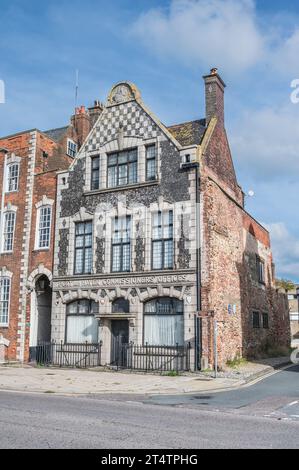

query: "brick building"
left=51, top=70, right=290, bottom=370
left=0, top=103, right=103, bottom=362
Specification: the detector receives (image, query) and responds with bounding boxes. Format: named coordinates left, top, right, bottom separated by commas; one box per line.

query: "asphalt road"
left=0, top=364, right=298, bottom=449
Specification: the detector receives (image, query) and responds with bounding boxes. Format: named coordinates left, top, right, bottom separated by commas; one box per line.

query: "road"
left=0, top=364, right=298, bottom=449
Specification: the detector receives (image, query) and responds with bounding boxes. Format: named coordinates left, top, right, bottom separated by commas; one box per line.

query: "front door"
left=111, top=320, right=129, bottom=366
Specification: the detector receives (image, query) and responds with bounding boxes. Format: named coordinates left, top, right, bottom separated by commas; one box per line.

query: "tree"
left=276, top=278, right=296, bottom=292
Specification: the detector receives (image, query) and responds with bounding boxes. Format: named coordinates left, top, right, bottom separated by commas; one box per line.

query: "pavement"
left=0, top=361, right=298, bottom=448
left=0, top=356, right=292, bottom=396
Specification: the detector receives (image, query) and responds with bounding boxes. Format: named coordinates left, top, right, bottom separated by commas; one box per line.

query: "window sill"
left=0, top=251, right=13, bottom=256
left=84, top=180, right=159, bottom=195
left=33, top=248, right=50, bottom=253
left=0, top=325, right=9, bottom=329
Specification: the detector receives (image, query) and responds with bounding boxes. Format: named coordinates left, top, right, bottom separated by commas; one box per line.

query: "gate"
left=29, top=341, right=102, bottom=368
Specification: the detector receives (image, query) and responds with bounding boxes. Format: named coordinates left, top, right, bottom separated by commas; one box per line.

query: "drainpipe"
left=0, top=149, right=8, bottom=252
left=195, top=163, right=202, bottom=371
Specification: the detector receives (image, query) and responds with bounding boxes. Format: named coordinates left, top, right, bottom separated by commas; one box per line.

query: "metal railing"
left=29, top=341, right=102, bottom=369
left=113, top=342, right=191, bottom=373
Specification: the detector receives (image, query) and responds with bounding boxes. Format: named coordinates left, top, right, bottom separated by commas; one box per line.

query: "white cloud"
left=131, top=0, right=264, bottom=74
left=230, top=104, right=299, bottom=180
left=265, top=222, right=299, bottom=281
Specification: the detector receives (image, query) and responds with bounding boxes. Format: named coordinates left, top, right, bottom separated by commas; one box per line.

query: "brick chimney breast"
left=203, top=68, right=226, bottom=126
left=71, top=106, right=91, bottom=148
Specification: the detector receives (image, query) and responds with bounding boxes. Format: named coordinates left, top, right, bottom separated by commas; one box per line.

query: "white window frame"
left=67, top=139, right=78, bottom=158
left=0, top=269, right=12, bottom=328
left=2, top=207, right=17, bottom=253
left=6, top=162, right=20, bottom=193
left=35, top=197, right=54, bottom=251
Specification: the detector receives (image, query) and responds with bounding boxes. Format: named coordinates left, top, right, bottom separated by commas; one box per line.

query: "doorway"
left=110, top=320, right=129, bottom=366
left=30, top=275, right=52, bottom=346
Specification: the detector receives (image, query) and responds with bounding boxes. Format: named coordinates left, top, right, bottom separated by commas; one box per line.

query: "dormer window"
left=67, top=139, right=78, bottom=158
left=7, top=163, right=19, bottom=192
left=107, top=149, right=137, bottom=188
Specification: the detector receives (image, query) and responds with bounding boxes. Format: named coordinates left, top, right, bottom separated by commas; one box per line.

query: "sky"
left=0, top=0, right=299, bottom=282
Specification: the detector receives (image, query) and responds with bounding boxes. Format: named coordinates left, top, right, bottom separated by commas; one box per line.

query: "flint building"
left=50, top=70, right=290, bottom=369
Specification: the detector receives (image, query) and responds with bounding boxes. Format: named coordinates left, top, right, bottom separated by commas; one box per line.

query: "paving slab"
left=0, top=356, right=290, bottom=396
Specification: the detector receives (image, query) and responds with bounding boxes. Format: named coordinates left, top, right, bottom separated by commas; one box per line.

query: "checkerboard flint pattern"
left=85, top=101, right=161, bottom=152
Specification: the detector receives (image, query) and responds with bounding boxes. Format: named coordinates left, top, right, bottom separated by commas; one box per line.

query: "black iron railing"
left=29, top=341, right=102, bottom=369
left=113, top=342, right=191, bottom=373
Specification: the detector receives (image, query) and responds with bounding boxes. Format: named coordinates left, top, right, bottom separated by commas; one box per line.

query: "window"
left=0, top=277, right=10, bottom=326
left=67, top=139, right=78, bottom=158
left=3, top=212, right=16, bottom=252
left=152, top=211, right=174, bottom=270
left=288, top=294, right=297, bottom=300
left=256, top=256, right=265, bottom=284
left=66, top=300, right=99, bottom=344
left=144, top=298, right=184, bottom=346
left=146, top=145, right=156, bottom=181
left=252, top=311, right=260, bottom=329
left=91, top=156, right=100, bottom=190
left=107, top=149, right=137, bottom=188
left=111, top=216, right=131, bottom=272
left=74, top=221, right=93, bottom=275
left=37, top=206, right=51, bottom=249
left=262, top=313, right=269, bottom=329
left=112, top=298, right=130, bottom=314
left=7, top=163, right=19, bottom=192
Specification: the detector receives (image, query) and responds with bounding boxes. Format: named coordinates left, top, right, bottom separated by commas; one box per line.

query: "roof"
left=43, top=126, right=69, bottom=142
left=167, top=119, right=206, bottom=146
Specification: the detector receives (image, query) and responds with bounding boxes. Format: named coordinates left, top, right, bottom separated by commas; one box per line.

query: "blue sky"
left=1, top=0, right=299, bottom=282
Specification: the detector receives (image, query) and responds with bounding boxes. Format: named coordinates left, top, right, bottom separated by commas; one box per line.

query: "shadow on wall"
left=237, top=223, right=291, bottom=360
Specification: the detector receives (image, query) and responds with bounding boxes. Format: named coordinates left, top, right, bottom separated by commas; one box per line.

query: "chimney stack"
left=203, top=68, right=226, bottom=126
left=88, top=100, right=104, bottom=127
left=71, top=106, right=91, bottom=148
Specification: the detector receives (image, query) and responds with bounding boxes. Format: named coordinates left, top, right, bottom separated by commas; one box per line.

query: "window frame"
left=262, top=312, right=269, bottom=329
left=36, top=205, right=52, bottom=250
left=107, top=148, right=138, bottom=189
left=65, top=299, right=99, bottom=344
left=6, top=163, right=20, bottom=193
left=256, top=255, right=265, bottom=285
left=151, top=210, right=174, bottom=271
left=91, top=155, right=100, bottom=191
left=67, top=139, right=78, bottom=158
left=143, top=297, right=184, bottom=346
left=74, top=221, right=93, bottom=275
left=2, top=211, right=16, bottom=253
left=146, top=144, right=157, bottom=181
left=111, top=215, right=131, bottom=273
left=252, top=311, right=260, bottom=329
left=0, top=277, right=11, bottom=327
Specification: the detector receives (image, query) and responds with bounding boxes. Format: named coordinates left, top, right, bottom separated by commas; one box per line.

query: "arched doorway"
left=30, top=275, right=52, bottom=346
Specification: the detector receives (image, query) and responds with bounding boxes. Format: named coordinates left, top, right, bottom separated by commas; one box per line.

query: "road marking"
left=286, top=401, right=298, bottom=408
